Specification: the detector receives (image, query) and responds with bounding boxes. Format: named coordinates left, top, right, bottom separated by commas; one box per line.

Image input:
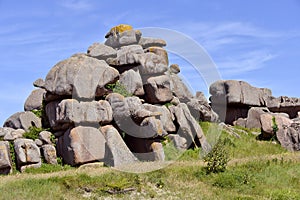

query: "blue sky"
left=0, top=0, right=300, bottom=124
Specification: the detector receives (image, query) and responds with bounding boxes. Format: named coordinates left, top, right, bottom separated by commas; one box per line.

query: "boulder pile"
left=0, top=24, right=216, bottom=174
left=210, top=79, right=300, bottom=151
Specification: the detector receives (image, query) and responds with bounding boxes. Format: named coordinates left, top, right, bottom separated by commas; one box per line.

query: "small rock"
left=42, top=144, right=58, bottom=165
left=24, top=89, right=46, bottom=111
left=39, top=131, right=53, bottom=145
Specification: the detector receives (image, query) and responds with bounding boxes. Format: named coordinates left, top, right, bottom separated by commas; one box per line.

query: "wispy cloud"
left=58, top=0, right=93, bottom=11
left=216, top=50, right=277, bottom=76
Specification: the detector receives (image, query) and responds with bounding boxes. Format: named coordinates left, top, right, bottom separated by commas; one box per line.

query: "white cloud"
left=216, top=50, right=277, bottom=76
left=59, top=0, right=93, bottom=11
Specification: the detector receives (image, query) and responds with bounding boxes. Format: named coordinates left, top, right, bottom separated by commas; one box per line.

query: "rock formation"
left=0, top=24, right=216, bottom=174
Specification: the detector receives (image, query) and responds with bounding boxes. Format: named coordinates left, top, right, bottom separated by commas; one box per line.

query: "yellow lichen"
left=105, top=24, right=133, bottom=38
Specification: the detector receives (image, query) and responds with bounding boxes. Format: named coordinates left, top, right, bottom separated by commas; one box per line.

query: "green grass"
left=0, top=122, right=299, bottom=199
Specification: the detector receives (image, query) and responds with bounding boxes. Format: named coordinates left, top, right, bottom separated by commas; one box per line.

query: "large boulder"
left=3, top=111, right=42, bottom=132
left=14, top=138, right=41, bottom=172
left=87, top=43, right=117, bottom=61
left=245, top=107, right=270, bottom=129
left=276, top=123, right=300, bottom=151
left=259, top=113, right=293, bottom=139
left=105, top=27, right=142, bottom=49
left=100, top=125, right=138, bottom=167
left=144, top=75, right=173, bottom=104
left=138, top=37, right=166, bottom=49
left=58, top=126, right=106, bottom=166
left=106, top=93, right=166, bottom=138
left=24, top=89, right=46, bottom=111
left=46, top=99, right=112, bottom=130
left=169, top=103, right=211, bottom=152
left=210, top=80, right=271, bottom=106
left=137, top=47, right=169, bottom=75
left=170, top=74, right=194, bottom=102
left=106, top=45, right=144, bottom=66
left=119, top=68, right=144, bottom=96
left=57, top=99, right=113, bottom=125
left=209, top=80, right=272, bottom=124
left=0, top=141, right=12, bottom=175
left=143, top=103, right=176, bottom=132
left=44, top=54, right=119, bottom=99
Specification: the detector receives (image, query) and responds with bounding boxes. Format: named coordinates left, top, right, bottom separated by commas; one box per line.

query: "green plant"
left=31, top=109, right=43, bottom=118
left=271, top=116, right=279, bottom=141
left=106, top=81, right=132, bottom=97
left=204, top=138, right=230, bottom=174
left=23, top=126, right=48, bottom=140
left=9, top=142, right=16, bottom=171
left=272, top=116, right=279, bottom=133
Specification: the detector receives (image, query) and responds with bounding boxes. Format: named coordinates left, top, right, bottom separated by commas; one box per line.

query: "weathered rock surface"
left=170, top=74, right=194, bottom=102
left=138, top=37, right=166, bottom=49
left=144, top=75, right=173, bottom=104
left=119, top=68, right=144, bottom=96
left=167, top=134, right=188, bottom=150
left=245, top=107, right=270, bottom=129
left=266, top=96, right=300, bottom=118
left=106, top=93, right=166, bottom=138
left=57, top=99, right=113, bottom=125
left=143, top=103, right=176, bottom=132
left=277, top=123, right=300, bottom=151
left=46, top=99, right=113, bottom=130
left=107, top=45, right=143, bottom=66
left=3, top=129, right=25, bottom=141
left=187, top=92, right=218, bottom=122
left=105, top=29, right=142, bottom=49
left=14, top=138, right=41, bottom=172
left=169, top=103, right=211, bottom=152
left=3, top=111, right=42, bottom=132
left=44, top=54, right=119, bottom=99
left=0, top=141, right=12, bottom=175
left=210, top=80, right=271, bottom=106
left=58, top=126, right=106, bottom=166
left=42, top=144, right=58, bottom=165
left=24, top=89, right=46, bottom=111
left=33, top=78, right=45, bottom=88
left=87, top=43, right=117, bottom=60
left=259, top=113, right=293, bottom=139
left=100, top=125, right=138, bottom=167
left=39, top=131, right=53, bottom=145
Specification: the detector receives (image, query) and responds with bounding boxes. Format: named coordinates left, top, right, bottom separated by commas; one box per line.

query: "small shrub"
left=31, top=109, right=43, bottom=118
left=204, top=138, right=230, bottom=174
left=106, top=81, right=132, bottom=97
left=23, top=126, right=48, bottom=140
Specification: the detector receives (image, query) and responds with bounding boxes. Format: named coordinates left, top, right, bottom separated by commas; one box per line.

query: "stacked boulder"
left=0, top=24, right=215, bottom=174
left=210, top=79, right=300, bottom=151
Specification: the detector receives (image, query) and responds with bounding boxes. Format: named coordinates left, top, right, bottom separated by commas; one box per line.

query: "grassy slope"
left=1, top=122, right=300, bottom=200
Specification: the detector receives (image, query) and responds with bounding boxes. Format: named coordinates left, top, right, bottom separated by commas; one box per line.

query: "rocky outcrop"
left=0, top=24, right=219, bottom=174
left=266, top=96, right=300, bottom=119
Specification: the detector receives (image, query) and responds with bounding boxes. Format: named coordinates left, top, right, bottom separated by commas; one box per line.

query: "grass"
left=0, top=122, right=299, bottom=199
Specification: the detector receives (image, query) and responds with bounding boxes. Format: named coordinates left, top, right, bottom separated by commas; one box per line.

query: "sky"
left=0, top=0, right=300, bottom=125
